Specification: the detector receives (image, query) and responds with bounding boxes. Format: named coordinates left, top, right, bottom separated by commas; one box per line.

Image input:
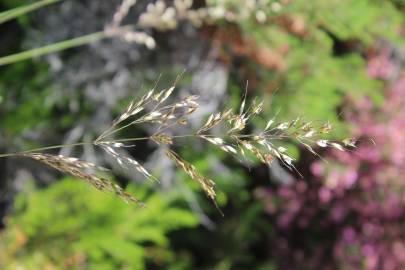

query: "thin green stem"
left=100, top=121, right=138, bottom=140
left=0, top=153, right=18, bottom=158
left=0, top=25, right=135, bottom=66
left=0, top=0, right=62, bottom=25
left=0, top=31, right=105, bottom=66
left=18, top=142, right=92, bottom=154
left=104, top=135, right=194, bottom=144
left=0, top=142, right=92, bottom=158
left=0, top=132, right=296, bottom=159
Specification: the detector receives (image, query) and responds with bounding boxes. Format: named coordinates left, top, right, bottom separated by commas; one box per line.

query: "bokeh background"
left=0, top=0, right=404, bottom=269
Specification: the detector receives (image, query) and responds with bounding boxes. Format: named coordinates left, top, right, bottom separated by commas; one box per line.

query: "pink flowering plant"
left=256, top=52, right=405, bottom=270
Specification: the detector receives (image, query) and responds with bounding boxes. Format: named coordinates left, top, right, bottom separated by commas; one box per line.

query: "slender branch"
left=0, top=142, right=91, bottom=158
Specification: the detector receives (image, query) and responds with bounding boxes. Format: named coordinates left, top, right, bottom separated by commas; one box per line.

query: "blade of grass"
left=0, top=0, right=62, bottom=25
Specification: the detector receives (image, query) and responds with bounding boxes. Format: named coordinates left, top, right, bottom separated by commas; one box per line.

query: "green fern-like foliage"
left=0, top=178, right=198, bottom=270
left=221, top=0, right=403, bottom=145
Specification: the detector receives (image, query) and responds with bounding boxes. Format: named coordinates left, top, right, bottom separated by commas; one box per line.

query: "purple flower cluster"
left=256, top=53, right=405, bottom=269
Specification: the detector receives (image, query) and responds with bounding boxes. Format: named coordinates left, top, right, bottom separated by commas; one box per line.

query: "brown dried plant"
left=104, top=0, right=282, bottom=50
left=0, top=77, right=356, bottom=210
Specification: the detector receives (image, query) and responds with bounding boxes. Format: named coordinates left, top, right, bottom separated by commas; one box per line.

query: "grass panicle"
left=0, top=78, right=356, bottom=209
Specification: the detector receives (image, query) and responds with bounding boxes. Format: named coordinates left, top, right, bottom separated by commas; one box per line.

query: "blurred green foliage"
left=0, top=62, right=53, bottom=136
left=0, top=0, right=404, bottom=269
left=0, top=178, right=198, bottom=270
left=217, top=0, right=402, bottom=158
left=233, top=0, right=402, bottom=125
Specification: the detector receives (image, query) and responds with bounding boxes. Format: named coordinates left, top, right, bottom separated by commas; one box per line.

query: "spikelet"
left=21, top=153, right=143, bottom=206
left=165, top=149, right=216, bottom=202
left=111, top=0, right=137, bottom=28
left=197, top=112, right=223, bottom=134
left=98, top=142, right=155, bottom=181
left=200, top=136, right=237, bottom=154
left=151, top=133, right=173, bottom=145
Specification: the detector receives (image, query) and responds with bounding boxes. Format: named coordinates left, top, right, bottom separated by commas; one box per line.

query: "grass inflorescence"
left=0, top=77, right=356, bottom=210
